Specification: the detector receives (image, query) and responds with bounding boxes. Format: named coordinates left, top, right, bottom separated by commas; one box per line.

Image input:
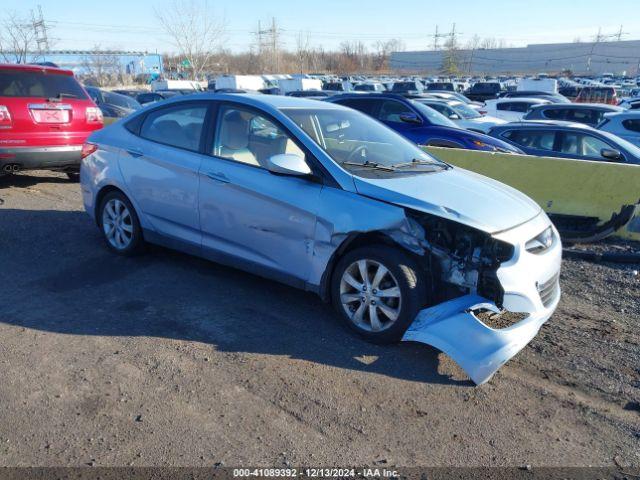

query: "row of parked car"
left=2, top=62, right=640, bottom=184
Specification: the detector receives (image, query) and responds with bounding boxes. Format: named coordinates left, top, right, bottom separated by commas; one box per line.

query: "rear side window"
left=140, top=104, right=208, bottom=151
left=541, top=108, right=566, bottom=120
left=565, top=109, right=600, bottom=125
left=503, top=129, right=555, bottom=151
left=622, top=119, right=640, bottom=133
left=0, top=70, right=88, bottom=99
left=336, top=98, right=378, bottom=115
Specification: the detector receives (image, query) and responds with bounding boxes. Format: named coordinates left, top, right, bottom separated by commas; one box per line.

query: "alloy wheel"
left=339, top=259, right=402, bottom=332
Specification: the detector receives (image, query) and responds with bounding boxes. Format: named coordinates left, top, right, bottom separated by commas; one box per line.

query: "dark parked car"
left=326, top=93, right=522, bottom=153
left=498, top=90, right=570, bottom=103
left=523, top=103, right=624, bottom=127
left=426, top=82, right=455, bottom=92
left=465, top=82, right=503, bottom=102
left=390, top=81, right=425, bottom=94
left=112, top=89, right=142, bottom=98
left=488, top=121, right=640, bottom=164
left=85, top=87, right=142, bottom=122
left=286, top=90, right=333, bottom=98
left=136, top=90, right=181, bottom=105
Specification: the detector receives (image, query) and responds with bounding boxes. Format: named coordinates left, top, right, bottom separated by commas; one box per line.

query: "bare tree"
left=80, top=46, right=122, bottom=87
left=0, top=12, right=38, bottom=64
left=155, top=0, right=225, bottom=80
left=372, top=38, right=405, bottom=71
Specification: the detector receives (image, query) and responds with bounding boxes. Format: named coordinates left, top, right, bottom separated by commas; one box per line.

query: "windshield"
left=410, top=101, right=457, bottom=127
left=450, top=101, right=481, bottom=119
left=280, top=107, right=446, bottom=174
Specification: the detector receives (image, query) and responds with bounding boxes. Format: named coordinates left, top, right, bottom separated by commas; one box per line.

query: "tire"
left=98, top=191, right=145, bottom=256
left=331, top=245, right=429, bottom=344
left=66, top=171, right=80, bottom=182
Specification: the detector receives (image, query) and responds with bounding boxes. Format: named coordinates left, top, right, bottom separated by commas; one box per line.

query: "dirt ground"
left=0, top=171, right=638, bottom=468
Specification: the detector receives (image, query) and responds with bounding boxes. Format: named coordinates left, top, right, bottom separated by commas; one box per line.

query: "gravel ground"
left=0, top=171, right=638, bottom=468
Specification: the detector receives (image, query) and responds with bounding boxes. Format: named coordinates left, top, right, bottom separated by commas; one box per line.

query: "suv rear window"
left=0, top=70, right=88, bottom=99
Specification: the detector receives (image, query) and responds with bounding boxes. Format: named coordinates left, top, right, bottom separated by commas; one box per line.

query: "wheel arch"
left=318, top=230, right=427, bottom=303
left=94, top=185, right=128, bottom=226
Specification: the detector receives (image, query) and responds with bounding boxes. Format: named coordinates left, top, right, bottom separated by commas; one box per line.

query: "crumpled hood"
left=353, top=167, right=542, bottom=234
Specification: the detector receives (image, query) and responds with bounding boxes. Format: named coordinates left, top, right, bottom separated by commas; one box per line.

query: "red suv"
left=0, top=64, right=103, bottom=179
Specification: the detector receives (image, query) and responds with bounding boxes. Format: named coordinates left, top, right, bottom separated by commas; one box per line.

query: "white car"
left=598, top=111, right=640, bottom=147
left=415, top=98, right=506, bottom=134
left=482, top=98, right=552, bottom=122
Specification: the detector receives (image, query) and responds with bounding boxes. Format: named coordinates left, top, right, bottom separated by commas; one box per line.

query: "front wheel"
left=331, top=245, right=429, bottom=344
left=98, top=191, right=145, bottom=255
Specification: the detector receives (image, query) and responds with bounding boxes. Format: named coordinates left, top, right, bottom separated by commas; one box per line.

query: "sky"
left=4, top=0, right=640, bottom=54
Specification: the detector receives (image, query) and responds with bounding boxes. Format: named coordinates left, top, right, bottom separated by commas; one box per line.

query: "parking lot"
left=0, top=170, right=638, bottom=467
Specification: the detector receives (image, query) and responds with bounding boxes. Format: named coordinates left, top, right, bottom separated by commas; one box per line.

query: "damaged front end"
left=399, top=210, right=562, bottom=385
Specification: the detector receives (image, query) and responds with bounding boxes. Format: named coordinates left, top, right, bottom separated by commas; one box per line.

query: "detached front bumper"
left=0, top=146, right=82, bottom=170
left=403, top=212, right=562, bottom=385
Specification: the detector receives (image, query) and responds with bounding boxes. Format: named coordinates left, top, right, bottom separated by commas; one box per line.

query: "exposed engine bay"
left=406, top=213, right=514, bottom=308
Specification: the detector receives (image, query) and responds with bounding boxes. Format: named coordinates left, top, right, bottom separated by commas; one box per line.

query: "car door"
left=119, top=101, right=210, bottom=248
left=198, top=103, right=322, bottom=286
left=375, top=99, right=425, bottom=143
left=556, top=131, right=626, bottom=163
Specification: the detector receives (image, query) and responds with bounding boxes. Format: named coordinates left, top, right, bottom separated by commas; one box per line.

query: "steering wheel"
left=346, top=145, right=368, bottom=163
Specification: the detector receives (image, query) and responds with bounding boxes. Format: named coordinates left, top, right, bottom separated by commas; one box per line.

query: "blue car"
left=488, top=121, right=640, bottom=164
left=326, top=93, right=523, bottom=154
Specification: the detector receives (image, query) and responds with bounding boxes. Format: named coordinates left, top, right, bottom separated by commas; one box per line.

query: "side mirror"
left=266, top=154, right=312, bottom=176
left=601, top=148, right=622, bottom=160
left=449, top=113, right=461, bottom=120
left=399, top=112, right=422, bottom=125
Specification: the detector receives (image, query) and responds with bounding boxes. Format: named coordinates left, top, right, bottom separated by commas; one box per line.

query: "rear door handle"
left=205, top=171, right=230, bottom=183
left=126, top=148, right=144, bottom=157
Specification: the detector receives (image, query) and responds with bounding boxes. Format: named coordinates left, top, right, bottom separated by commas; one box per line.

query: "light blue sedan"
left=80, top=93, right=561, bottom=384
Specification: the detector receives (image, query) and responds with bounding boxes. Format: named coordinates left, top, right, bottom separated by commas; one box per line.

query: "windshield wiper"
left=390, top=158, right=451, bottom=170
left=47, top=93, right=78, bottom=102
left=341, top=161, right=396, bottom=172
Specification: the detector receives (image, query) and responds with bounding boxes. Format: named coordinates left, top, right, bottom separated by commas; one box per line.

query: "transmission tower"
left=31, top=5, right=50, bottom=54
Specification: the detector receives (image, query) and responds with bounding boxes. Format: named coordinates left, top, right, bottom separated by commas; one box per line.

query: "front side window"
left=582, top=135, right=612, bottom=157
left=140, top=104, right=207, bottom=151
left=213, top=106, right=305, bottom=168
left=377, top=100, right=414, bottom=123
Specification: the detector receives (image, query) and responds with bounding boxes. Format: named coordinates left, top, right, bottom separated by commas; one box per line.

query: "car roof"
left=604, top=110, right=640, bottom=118
left=493, top=97, right=550, bottom=103
left=495, top=120, right=595, bottom=130
left=0, top=63, right=74, bottom=76
left=529, top=102, right=622, bottom=110
left=152, top=92, right=347, bottom=111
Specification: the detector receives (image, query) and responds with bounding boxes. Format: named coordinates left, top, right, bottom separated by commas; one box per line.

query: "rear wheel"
left=98, top=191, right=145, bottom=255
left=331, top=245, right=428, bottom=344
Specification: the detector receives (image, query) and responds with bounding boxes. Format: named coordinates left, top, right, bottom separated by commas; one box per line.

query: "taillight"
left=479, top=110, right=487, bottom=115
left=81, top=142, right=98, bottom=159
left=86, top=107, right=103, bottom=124
left=0, top=105, right=12, bottom=127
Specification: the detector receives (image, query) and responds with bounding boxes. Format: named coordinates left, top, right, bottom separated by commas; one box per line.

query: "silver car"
left=80, top=94, right=562, bottom=384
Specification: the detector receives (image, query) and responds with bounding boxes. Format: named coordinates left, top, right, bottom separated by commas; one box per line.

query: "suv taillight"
left=0, top=106, right=12, bottom=127
left=86, top=107, right=103, bottom=124
left=81, top=142, right=98, bottom=159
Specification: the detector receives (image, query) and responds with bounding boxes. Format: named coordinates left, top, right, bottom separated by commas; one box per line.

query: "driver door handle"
left=205, top=171, right=230, bottom=183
